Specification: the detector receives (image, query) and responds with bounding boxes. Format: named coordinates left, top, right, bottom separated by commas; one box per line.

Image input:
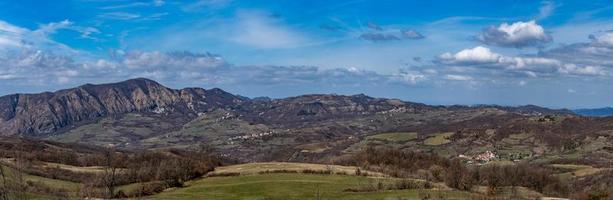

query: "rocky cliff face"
left=0, top=78, right=243, bottom=136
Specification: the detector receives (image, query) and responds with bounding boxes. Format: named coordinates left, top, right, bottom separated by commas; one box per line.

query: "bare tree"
left=10, top=149, right=28, bottom=200
left=102, top=148, right=123, bottom=199
left=0, top=162, right=8, bottom=200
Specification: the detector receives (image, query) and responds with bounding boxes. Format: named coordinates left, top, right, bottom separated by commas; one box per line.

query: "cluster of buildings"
left=458, top=150, right=497, bottom=164
left=227, top=131, right=275, bottom=144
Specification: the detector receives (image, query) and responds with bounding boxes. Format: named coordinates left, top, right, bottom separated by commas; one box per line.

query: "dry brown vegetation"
left=0, top=137, right=221, bottom=199
left=1, top=136, right=612, bottom=199
left=342, top=147, right=610, bottom=199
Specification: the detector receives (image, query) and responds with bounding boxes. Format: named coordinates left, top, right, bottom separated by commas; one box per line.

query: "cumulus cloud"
left=541, top=31, right=613, bottom=69
left=589, top=30, right=613, bottom=47
left=479, top=20, right=552, bottom=48
left=557, top=64, right=605, bottom=76
left=0, top=48, right=402, bottom=89
left=438, top=46, right=502, bottom=64
left=436, top=46, right=608, bottom=78
left=0, top=49, right=80, bottom=85
left=391, top=70, right=427, bottom=85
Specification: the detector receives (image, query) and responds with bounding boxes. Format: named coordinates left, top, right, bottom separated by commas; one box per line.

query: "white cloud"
left=480, top=20, right=552, bottom=48
left=229, top=12, right=307, bottom=49
left=589, top=31, right=613, bottom=46
left=393, top=70, right=427, bottom=85
left=558, top=64, right=606, bottom=76
left=182, top=0, right=232, bottom=12
left=444, top=74, right=473, bottom=81
left=99, top=12, right=141, bottom=20
left=536, top=1, right=555, bottom=20
left=121, top=51, right=226, bottom=70
left=0, top=49, right=80, bottom=84
left=0, top=20, right=76, bottom=54
left=401, top=29, right=425, bottom=39
left=0, top=21, right=28, bottom=48
left=439, top=46, right=502, bottom=64
left=34, top=20, right=72, bottom=36
left=436, top=46, right=609, bottom=78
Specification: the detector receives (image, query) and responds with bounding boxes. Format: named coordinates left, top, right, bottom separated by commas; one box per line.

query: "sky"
left=1, top=0, right=613, bottom=108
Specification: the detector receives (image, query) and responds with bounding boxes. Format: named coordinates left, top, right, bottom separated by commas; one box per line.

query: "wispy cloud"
left=0, top=20, right=77, bottom=54
left=182, top=0, right=232, bottom=12
left=99, top=12, right=141, bottom=20
left=358, top=23, right=425, bottom=42
left=227, top=11, right=310, bottom=49
left=99, top=0, right=164, bottom=10
left=536, top=1, right=555, bottom=20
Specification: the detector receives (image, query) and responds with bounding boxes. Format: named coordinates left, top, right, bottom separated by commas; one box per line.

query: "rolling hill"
left=0, top=78, right=612, bottom=199
left=0, top=78, right=610, bottom=166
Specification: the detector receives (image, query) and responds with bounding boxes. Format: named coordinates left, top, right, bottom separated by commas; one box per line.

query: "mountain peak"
left=122, top=77, right=160, bottom=84
left=0, top=78, right=244, bottom=136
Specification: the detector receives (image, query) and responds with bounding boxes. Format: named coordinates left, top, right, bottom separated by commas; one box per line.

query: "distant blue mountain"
left=573, top=107, right=613, bottom=117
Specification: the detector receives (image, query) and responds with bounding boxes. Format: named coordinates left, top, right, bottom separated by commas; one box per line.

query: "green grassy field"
left=150, top=173, right=473, bottom=200
left=424, top=132, right=454, bottom=146
left=367, top=132, right=418, bottom=142
left=209, top=162, right=383, bottom=176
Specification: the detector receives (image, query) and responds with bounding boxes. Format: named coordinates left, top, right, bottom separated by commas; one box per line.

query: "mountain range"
left=573, top=107, right=613, bottom=117
left=0, top=78, right=611, bottom=165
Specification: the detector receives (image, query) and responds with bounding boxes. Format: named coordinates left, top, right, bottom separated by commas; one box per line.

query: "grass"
left=424, top=132, right=455, bottom=146
left=150, top=173, right=473, bottom=200
left=209, top=162, right=383, bottom=177
left=473, top=186, right=543, bottom=199
left=551, top=164, right=610, bottom=182
left=2, top=163, right=147, bottom=199
left=367, top=132, right=418, bottom=142
left=41, top=162, right=105, bottom=174
left=1, top=165, right=82, bottom=199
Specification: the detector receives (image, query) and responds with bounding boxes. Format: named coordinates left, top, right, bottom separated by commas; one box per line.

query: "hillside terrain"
left=573, top=107, right=613, bottom=117
left=0, top=78, right=609, bottom=165
left=0, top=78, right=612, bottom=199
left=0, top=138, right=610, bottom=199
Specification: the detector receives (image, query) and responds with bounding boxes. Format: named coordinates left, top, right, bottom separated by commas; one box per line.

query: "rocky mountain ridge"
left=0, top=78, right=243, bottom=136
left=0, top=78, right=575, bottom=137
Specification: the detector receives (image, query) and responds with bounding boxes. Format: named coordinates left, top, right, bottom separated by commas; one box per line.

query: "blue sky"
left=1, top=0, right=613, bottom=108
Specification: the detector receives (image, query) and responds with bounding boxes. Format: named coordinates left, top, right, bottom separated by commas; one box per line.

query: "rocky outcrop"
left=0, top=78, right=243, bottom=136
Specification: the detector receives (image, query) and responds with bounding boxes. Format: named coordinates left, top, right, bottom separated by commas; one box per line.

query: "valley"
left=0, top=78, right=612, bottom=199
